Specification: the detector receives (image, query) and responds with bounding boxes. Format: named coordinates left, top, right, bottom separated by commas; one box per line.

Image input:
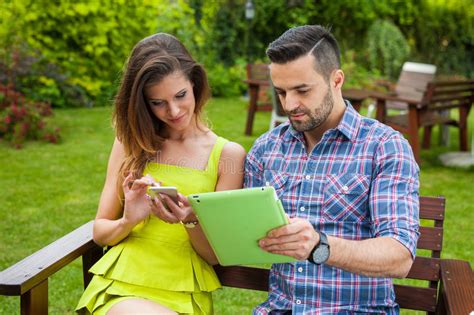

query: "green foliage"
left=0, top=84, right=60, bottom=147
left=367, top=20, right=410, bottom=79
left=404, top=0, right=474, bottom=77
left=341, top=50, right=384, bottom=89
left=0, top=0, right=158, bottom=106
left=0, top=42, right=90, bottom=108
left=0, top=0, right=472, bottom=105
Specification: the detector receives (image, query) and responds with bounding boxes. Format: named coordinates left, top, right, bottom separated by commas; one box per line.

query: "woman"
left=76, top=33, right=246, bottom=314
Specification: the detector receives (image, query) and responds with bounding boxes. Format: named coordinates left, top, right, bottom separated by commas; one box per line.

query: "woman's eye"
left=176, top=91, right=187, bottom=98
left=149, top=100, right=164, bottom=107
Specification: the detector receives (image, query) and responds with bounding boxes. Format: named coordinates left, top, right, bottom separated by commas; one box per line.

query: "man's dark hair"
left=266, top=25, right=340, bottom=81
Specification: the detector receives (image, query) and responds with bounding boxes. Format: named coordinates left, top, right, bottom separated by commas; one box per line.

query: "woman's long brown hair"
left=112, top=33, right=211, bottom=189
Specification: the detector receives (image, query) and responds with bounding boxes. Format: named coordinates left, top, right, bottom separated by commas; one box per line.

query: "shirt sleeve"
left=244, top=137, right=265, bottom=189
left=370, top=132, right=420, bottom=258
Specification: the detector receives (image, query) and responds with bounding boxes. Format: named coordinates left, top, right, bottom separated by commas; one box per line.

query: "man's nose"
left=283, top=93, right=300, bottom=112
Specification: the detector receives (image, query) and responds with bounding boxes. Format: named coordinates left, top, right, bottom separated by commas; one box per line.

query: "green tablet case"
left=187, top=187, right=297, bottom=266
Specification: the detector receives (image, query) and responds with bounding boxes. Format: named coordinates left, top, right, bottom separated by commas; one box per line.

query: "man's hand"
left=258, top=217, right=320, bottom=260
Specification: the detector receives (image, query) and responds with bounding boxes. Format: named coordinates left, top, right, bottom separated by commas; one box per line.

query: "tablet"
left=187, top=187, right=297, bottom=266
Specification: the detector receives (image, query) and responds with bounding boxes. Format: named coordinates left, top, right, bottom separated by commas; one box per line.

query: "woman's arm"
left=185, top=141, right=246, bottom=264
left=93, top=138, right=152, bottom=246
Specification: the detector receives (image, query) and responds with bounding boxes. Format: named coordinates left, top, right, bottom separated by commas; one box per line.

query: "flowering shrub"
left=0, top=84, right=60, bottom=148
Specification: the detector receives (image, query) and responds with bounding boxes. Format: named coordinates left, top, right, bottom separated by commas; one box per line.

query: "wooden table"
left=342, top=88, right=372, bottom=112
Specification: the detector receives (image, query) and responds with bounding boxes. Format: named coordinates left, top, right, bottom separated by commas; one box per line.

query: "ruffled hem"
left=76, top=276, right=214, bottom=314
left=89, top=235, right=221, bottom=292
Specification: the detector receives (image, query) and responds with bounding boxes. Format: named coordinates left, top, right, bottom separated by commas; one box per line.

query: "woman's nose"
left=167, top=102, right=180, bottom=116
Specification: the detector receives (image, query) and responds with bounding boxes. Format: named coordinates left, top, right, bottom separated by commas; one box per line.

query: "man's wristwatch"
left=307, top=231, right=330, bottom=265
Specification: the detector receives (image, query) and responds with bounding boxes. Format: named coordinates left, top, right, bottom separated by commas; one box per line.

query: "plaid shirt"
left=245, top=103, right=420, bottom=314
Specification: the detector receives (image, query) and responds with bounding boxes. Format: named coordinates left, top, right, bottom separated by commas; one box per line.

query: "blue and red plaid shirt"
left=245, top=103, right=420, bottom=314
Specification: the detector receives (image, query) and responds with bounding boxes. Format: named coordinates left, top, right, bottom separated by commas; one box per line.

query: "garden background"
left=1, top=0, right=473, bottom=314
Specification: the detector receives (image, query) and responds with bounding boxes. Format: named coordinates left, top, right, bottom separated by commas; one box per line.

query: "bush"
left=0, top=1, right=158, bottom=106
left=205, top=58, right=247, bottom=97
left=0, top=84, right=60, bottom=148
left=341, top=50, right=384, bottom=90
left=367, top=20, right=410, bottom=79
left=0, top=42, right=90, bottom=108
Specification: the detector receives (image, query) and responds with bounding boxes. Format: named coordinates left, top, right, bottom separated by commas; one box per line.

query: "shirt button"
left=342, top=185, right=349, bottom=193
left=297, top=267, right=303, bottom=272
left=265, top=181, right=270, bottom=186
left=305, top=175, right=311, bottom=180
left=296, top=299, right=302, bottom=305
left=300, top=206, right=305, bottom=212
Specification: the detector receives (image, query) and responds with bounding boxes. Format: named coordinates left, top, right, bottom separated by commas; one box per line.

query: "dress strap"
left=207, top=137, right=229, bottom=174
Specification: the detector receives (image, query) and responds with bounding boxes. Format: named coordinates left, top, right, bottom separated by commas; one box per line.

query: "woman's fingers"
left=122, top=173, right=135, bottom=193
left=150, top=197, right=180, bottom=223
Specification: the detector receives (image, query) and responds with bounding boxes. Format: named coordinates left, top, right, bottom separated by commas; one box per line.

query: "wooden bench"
left=372, top=80, right=474, bottom=163
left=1, top=197, right=473, bottom=314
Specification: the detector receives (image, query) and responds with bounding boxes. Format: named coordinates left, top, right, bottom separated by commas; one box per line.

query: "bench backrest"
left=421, top=80, right=474, bottom=111
left=396, top=62, right=437, bottom=101
left=214, top=196, right=446, bottom=313
left=246, top=63, right=270, bottom=81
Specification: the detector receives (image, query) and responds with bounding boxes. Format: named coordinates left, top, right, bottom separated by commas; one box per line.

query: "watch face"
left=313, top=245, right=330, bottom=264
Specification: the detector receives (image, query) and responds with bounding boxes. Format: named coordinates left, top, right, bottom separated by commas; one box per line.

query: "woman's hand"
left=121, top=174, right=154, bottom=228
left=150, top=193, right=197, bottom=224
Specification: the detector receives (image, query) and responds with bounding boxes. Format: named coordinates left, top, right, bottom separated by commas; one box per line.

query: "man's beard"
left=287, top=89, right=334, bottom=132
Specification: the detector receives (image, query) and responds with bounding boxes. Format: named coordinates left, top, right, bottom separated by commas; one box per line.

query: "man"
left=245, top=25, right=420, bottom=314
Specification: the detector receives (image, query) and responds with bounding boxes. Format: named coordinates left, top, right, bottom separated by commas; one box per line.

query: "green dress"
left=76, top=137, right=228, bottom=314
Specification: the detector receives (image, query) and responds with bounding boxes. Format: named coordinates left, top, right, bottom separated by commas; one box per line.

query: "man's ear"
left=332, top=70, right=344, bottom=90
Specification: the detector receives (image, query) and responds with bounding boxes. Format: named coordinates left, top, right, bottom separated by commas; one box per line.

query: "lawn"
left=0, top=97, right=473, bottom=314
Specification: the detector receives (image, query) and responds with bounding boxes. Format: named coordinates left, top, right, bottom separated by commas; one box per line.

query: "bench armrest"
left=0, top=220, right=102, bottom=296
left=438, top=259, right=474, bottom=314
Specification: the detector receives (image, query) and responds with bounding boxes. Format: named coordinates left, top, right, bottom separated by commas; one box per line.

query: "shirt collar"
left=284, top=101, right=361, bottom=143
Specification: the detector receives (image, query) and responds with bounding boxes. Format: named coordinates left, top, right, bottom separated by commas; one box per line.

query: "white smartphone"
left=148, top=186, right=179, bottom=204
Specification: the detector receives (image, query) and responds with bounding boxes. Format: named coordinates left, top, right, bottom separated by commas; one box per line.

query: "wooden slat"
left=214, top=265, right=269, bottom=291
left=417, top=226, right=443, bottom=251
left=407, top=257, right=440, bottom=281
left=428, top=79, right=474, bottom=88
left=0, top=221, right=98, bottom=295
left=439, top=259, right=474, bottom=314
left=394, top=284, right=438, bottom=312
left=430, top=94, right=472, bottom=104
left=419, top=196, right=445, bottom=221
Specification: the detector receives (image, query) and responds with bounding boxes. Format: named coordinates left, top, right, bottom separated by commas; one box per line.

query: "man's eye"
left=276, top=90, right=286, bottom=96
left=297, top=90, right=309, bottom=95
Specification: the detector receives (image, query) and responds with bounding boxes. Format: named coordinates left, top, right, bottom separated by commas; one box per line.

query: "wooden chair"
left=1, top=197, right=473, bottom=314
left=244, top=63, right=271, bottom=135
left=268, top=81, right=287, bottom=129
left=372, top=80, right=474, bottom=163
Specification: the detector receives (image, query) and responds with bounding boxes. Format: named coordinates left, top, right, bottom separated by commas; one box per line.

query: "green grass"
left=0, top=97, right=473, bottom=314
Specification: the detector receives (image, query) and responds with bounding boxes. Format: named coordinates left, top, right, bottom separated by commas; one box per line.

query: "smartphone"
left=148, top=186, right=179, bottom=205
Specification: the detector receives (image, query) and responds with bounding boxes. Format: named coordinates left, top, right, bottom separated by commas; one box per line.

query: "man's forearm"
left=326, top=236, right=413, bottom=278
